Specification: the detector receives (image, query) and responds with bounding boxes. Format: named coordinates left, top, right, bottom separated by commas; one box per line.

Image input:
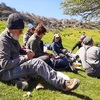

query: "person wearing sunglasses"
left=26, top=24, right=50, bottom=64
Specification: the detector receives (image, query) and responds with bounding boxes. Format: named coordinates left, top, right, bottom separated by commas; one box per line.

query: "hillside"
left=0, top=2, right=100, bottom=30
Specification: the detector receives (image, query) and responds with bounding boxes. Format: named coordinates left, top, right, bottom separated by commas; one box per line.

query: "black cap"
left=7, top=13, right=24, bottom=29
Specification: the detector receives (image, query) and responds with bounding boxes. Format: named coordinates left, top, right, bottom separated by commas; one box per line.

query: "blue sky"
left=0, top=0, right=81, bottom=20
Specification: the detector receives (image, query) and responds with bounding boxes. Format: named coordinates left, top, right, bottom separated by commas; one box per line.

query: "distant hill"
left=0, top=2, right=99, bottom=29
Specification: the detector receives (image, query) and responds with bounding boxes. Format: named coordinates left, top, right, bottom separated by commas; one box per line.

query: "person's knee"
left=62, top=49, right=68, bottom=53
left=38, top=55, right=50, bottom=64
left=40, top=55, right=49, bottom=60
left=59, top=53, right=65, bottom=57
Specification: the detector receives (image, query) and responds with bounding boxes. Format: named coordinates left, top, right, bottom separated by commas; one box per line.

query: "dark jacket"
left=40, top=40, right=44, bottom=51
left=51, top=42, right=64, bottom=56
left=26, top=33, right=45, bottom=57
left=23, top=32, right=33, bottom=46
left=71, top=41, right=82, bottom=51
left=0, top=29, right=28, bottom=74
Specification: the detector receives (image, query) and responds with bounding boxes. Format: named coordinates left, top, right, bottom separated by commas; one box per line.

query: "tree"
left=61, top=0, right=100, bottom=21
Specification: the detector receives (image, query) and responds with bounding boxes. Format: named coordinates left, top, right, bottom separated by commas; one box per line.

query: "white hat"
left=54, top=34, right=60, bottom=38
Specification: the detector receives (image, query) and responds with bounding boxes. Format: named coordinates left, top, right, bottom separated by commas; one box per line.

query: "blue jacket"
left=52, top=42, right=64, bottom=56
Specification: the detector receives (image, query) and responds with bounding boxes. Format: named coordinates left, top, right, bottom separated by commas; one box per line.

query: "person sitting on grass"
left=44, top=33, right=63, bottom=51
left=75, top=37, right=100, bottom=78
left=23, top=23, right=35, bottom=46
left=70, top=35, right=86, bottom=53
left=26, top=23, right=51, bottom=64
left=0, top=13, right=80, bottom=91
left=51, top=34, right=68, bottom=58
left=52, top=34, right=77, bottom=73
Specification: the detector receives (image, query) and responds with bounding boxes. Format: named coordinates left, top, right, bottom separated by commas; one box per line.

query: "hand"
left=70, top=50, right=72, bottom=53
left=26, top=51, right=35, bottom=59
left=55, top=56, right=60, bottom=59
left=26, top=49, right=33, bottom=53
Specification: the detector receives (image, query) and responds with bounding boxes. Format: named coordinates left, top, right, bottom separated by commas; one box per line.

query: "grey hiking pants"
left=1, top=58, right=66, bottom=90
left=38, top=55, right=51, bottom=64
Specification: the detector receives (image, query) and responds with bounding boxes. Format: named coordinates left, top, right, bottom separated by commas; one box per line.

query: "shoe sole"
left=15, top=81, right=29, bottom=90
left=68, top=79, right=80, bottom=91
left=63, top=79, right=80, bottom=91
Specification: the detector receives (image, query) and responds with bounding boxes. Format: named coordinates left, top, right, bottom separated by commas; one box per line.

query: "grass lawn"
left=0, top=21, right=100, bottom=100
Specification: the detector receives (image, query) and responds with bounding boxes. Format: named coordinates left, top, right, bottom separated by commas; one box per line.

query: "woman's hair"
left=35, top=24, right=47, bottom=35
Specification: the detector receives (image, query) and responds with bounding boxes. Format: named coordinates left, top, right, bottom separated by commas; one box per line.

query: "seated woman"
left=51, top=34, right=68, bottom=58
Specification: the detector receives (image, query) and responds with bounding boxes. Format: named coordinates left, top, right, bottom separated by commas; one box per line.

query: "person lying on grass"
left=75, top=37, right=100, bottom=78
left=0, top=13, right=80, bottom=91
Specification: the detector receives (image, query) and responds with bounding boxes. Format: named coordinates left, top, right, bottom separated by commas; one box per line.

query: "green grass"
left=0, top=21, right=100, bottom=100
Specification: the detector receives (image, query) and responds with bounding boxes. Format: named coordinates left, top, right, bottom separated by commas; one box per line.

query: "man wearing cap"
left=70, top=35, right=86, bottom=53
left=23, top=23, right=35, bottom=46
left=75, top=37, right=100, bottom=78
left=0, top=13, right=80, bottom=91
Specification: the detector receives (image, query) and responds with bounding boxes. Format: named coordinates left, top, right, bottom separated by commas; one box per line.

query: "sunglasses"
left=18, top=29, right=23, bottom=33
left=32, top=28, right=35, bottom=31
left=12, top=29, right=23, bottom=33
left=56, top=37, right=60, bottom=39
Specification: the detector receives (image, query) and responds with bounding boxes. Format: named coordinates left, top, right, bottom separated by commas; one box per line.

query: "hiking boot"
left=12, top=79, right=29, bottom=90
left=63, top=79, right=80, bottom=91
